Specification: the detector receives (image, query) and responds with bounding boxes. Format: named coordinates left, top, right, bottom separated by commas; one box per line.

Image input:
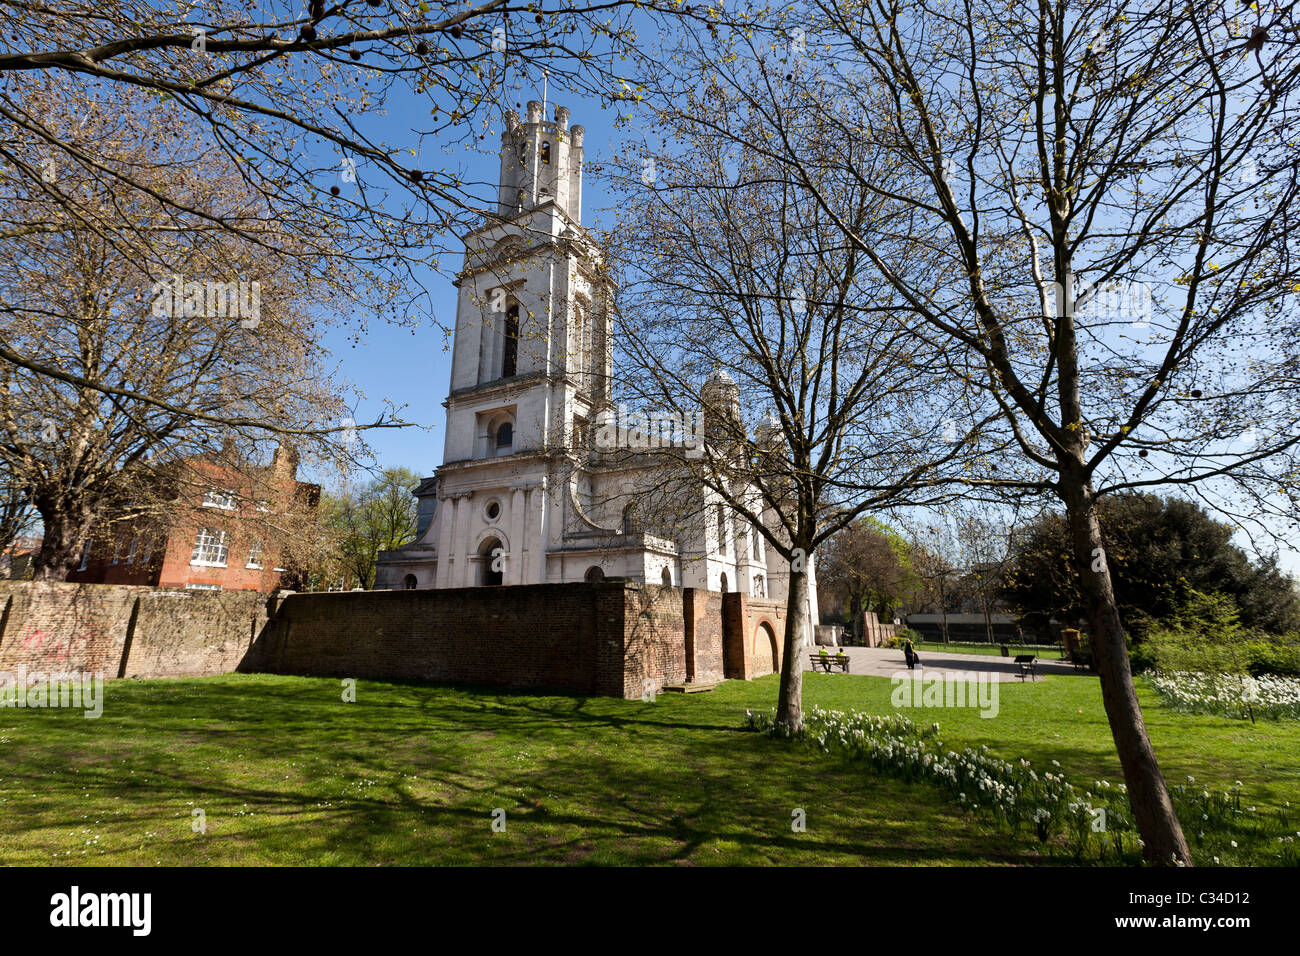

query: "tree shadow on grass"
left=0, top=673, right=1060, bottom=866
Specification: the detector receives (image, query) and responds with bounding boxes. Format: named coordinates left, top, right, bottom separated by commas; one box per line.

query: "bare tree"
left=0, top=476, right=32, bottom=556
left=641, top=0, right=1300, bottom=862
left=601, top=92, right=990, bottom=733
left=0, top=92, right=367, bottom=578
left=950, top=508, right=1016, bottom=643
left=908, top=524, right=959, bottom=643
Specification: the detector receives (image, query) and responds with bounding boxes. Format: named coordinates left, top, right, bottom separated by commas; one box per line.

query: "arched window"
left=716, top=505, right=727, bottom=554
left=480, top=538, right=503, bottom=586
left=502, top=302, right=519, bottom=378
left=622, top=502, right=640, bottom=534
left=585, top=566, right=605, bottom=583
left=403, top=574, right=418, bottom=590
left=495, top=423, right=513, bottom=449
left=661, top=567, right=672, bottom=587
left=540, top=141, right=552, bottom=165
left=720, top=572, right=729, bottom=593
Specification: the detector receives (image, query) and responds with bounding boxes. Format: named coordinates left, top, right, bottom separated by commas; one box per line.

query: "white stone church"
left=373, top=102, right=816, bottom=622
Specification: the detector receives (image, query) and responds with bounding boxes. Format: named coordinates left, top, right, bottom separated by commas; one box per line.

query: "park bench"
left=811, top=652, right=851, bottom=673
left=1070, top=651, right=1094, bottom=673
left=1014, top=654, right=1038, bottom=681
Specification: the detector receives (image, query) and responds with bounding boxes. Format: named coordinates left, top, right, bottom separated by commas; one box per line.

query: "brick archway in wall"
left=753, top=621, right=778, bottom=674
left=720, top=592, right=788, bottom=680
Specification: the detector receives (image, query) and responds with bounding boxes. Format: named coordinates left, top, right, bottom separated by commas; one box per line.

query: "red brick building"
left=0, top=535, right=41, bottom=580
left=66, top=445, right=319, bottom=594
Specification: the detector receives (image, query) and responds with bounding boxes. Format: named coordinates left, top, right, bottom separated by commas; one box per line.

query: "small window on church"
left=404, top=574, right=418, bottom=590
left=495, top=423, right=513, bottom=449
left=541, top=141, right=551, bottom=165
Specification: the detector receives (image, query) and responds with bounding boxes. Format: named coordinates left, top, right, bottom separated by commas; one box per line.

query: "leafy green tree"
left=1002, top=494, right=1300, bottom=638
left=316, top=468, right=421, bottom=590
left=819, top=519, right=921, bottom=638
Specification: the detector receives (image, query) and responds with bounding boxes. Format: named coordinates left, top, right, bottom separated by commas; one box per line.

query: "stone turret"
left=755, top=410, right=785, bottom=452
left=497, top=103, right=585, bottom=222
left=701, top=367, right=744, bottom=447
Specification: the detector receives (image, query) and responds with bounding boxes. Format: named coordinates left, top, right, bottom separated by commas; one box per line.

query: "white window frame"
left=201, top=489, right=238, bottom=510
left=246, top=540, right=265, bottom=569
left=190, top=528, right=230, bottom=567
left=185, top=582, right=222, bottom=591
left=125, top=536, right=138, bottom=565
left=77, top=540, right=93, bottom=571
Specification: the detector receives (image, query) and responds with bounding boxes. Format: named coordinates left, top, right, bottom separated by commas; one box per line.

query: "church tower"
left=378, top=103, right=614, bottom=589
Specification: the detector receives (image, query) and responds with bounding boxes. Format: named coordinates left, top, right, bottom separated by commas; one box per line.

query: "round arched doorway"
left=480, top=537, right=503, bottom=586
left=720, top=572, right=729, bottom=593
left=585, top=566, right=605, bottom=583
left=403, top=574, right=418, bottom=590
left=754, top=622, right=778, bottom=673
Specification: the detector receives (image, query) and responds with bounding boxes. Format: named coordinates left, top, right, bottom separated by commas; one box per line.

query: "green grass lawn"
left=1, top=671, right=1296, bottom=866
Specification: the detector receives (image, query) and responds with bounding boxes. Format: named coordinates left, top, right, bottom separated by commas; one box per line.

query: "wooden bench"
left=1014, top=654, right=1037, bottom=681
left=811, top=652, right=850, bottom=673
left=1070, top=651, right=1093, bottom=673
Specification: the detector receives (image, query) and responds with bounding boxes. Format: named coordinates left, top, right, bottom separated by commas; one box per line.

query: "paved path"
left=803, top=645, right=1076, bottom=682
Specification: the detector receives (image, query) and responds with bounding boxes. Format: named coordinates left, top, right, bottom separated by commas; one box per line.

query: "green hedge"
left=1129, top=636, right=1300, bottom=677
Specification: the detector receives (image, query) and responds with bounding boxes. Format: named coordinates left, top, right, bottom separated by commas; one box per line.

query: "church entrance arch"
left=480, top=537, right=504, bottom=586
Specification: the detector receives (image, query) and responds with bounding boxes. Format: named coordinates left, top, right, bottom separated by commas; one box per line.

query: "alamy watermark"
left=49, top=886, right=150, bottom=936
left=890, top=667, right=999, bottom=719
left=594, top=403, right=705, bottom=458
left=0, top=666, right=104, bottom=718
left=1044, top=271, right=1152, bottom=327
left=150, top=274, right=262, bottom=329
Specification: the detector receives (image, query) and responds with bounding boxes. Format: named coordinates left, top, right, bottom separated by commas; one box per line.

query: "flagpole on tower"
left=541, top=69, right=549, bottom=117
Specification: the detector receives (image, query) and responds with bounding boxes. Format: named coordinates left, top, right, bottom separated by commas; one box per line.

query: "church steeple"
left=498, top=102, right=585, bottom=223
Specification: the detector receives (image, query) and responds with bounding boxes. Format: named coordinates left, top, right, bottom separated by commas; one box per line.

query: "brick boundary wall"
left=0, top=582, right=271, bottom=679
left=244, top=582, right=611, bottom=694
left=0, top=580, right=784, bottom=699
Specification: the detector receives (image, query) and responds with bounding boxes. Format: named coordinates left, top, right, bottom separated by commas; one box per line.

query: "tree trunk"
left=1060, top=474, right=1191, bottom=865
left=31, top=502, right=90, bottom=582
left=939, top=582, right=950, bottom=644
left=848, top=590, right=863, bottom=646
left=776, top=567, right=811, bottom=733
